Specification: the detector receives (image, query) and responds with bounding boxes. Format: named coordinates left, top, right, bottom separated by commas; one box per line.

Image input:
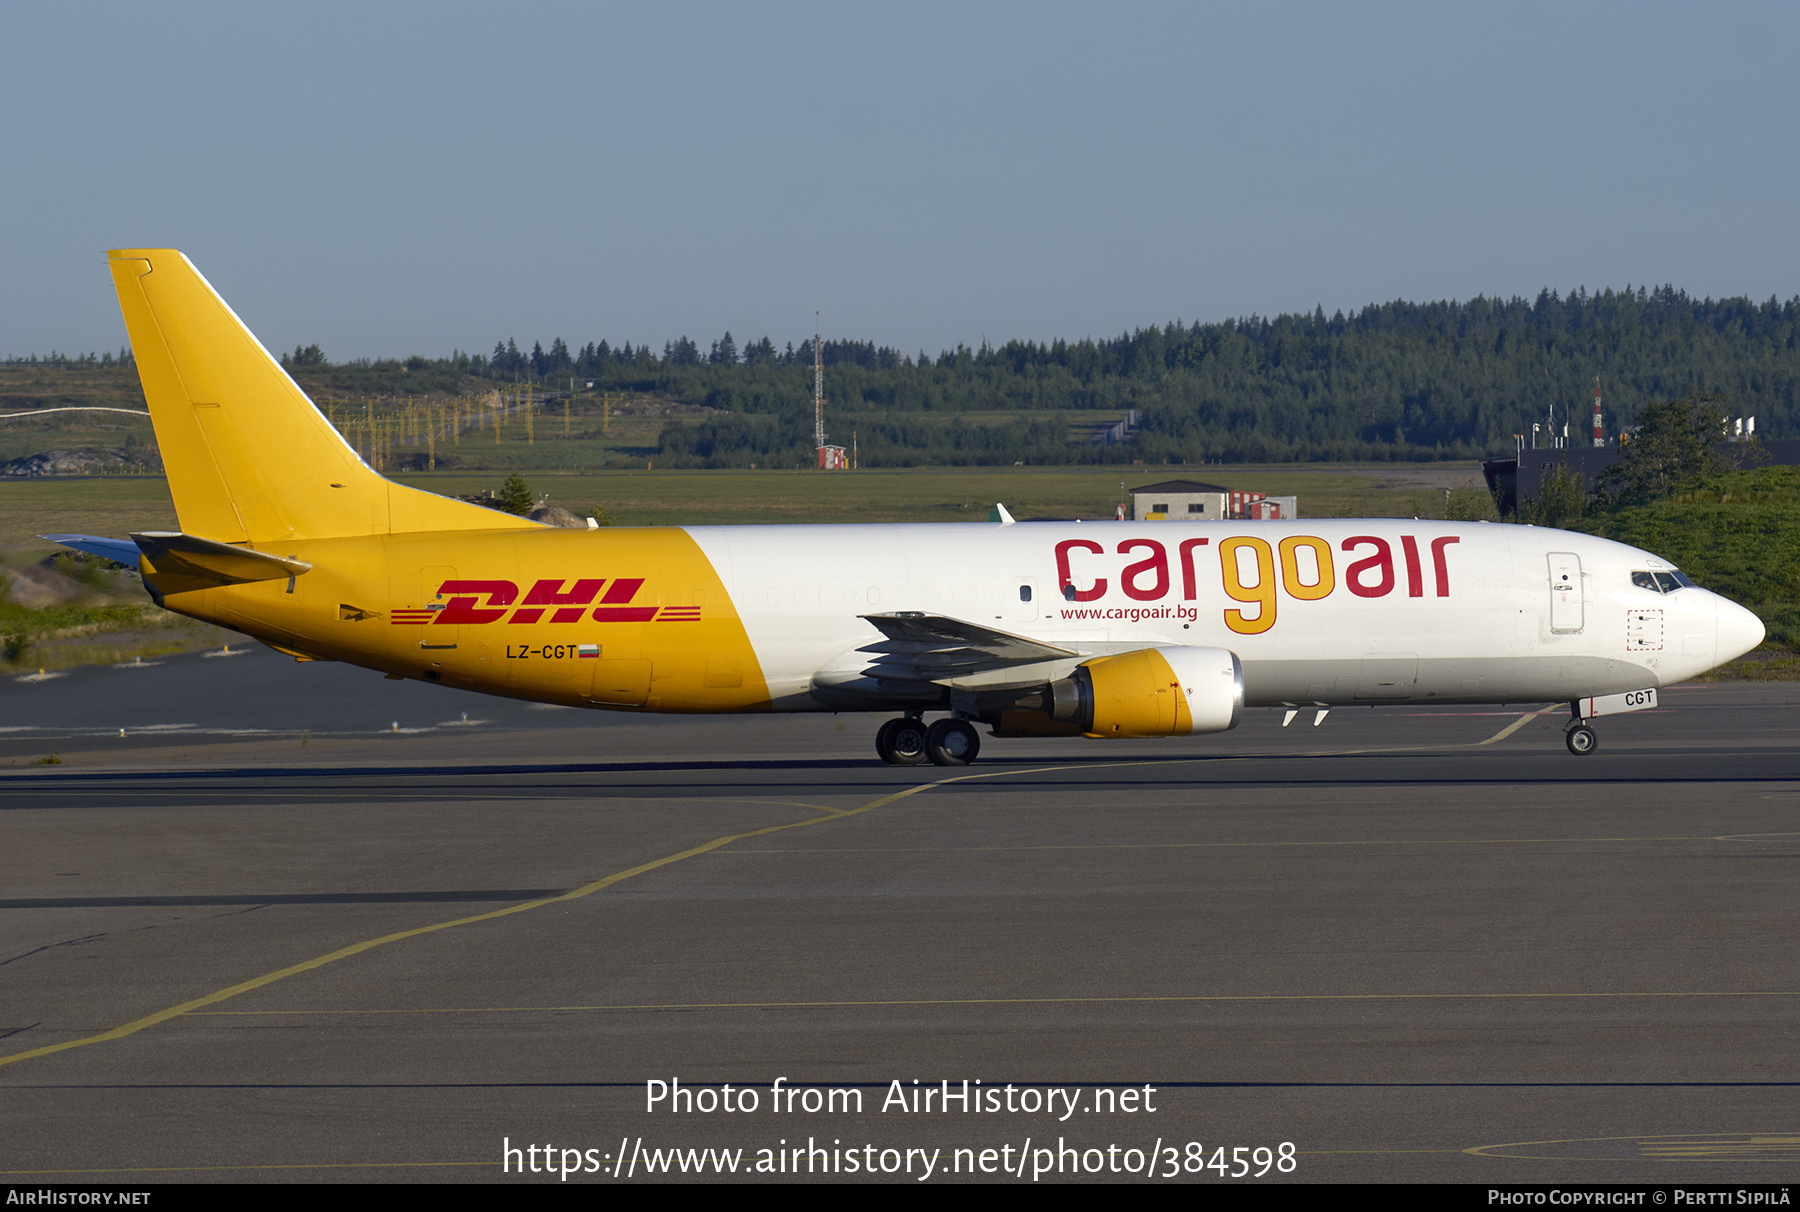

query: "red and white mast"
left=813, top=314, right=826, bottom=455
left=1592, top=378, right=1604, bottom=447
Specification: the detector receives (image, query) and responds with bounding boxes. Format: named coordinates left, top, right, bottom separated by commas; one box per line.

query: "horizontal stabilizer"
left=130, top=531, right=312, bottom=587
left=41, top=534, right=144, bottom=566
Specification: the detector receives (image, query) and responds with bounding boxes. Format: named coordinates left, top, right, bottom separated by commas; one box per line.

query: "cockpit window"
left=1632, top=569, right=1695, bottom=593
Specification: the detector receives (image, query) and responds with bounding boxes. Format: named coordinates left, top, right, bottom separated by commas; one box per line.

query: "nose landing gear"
left=876, top=716, right=983, bottom=766
left=1564, top=697, right=1600, bottom=755
left=1560, top=689, right=1658, bottom=755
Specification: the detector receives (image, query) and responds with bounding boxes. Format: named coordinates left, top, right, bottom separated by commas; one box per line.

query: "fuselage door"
left=1548, top=552, right=1584, bottom=634
left=1013, top=577, right=1038, bottom=623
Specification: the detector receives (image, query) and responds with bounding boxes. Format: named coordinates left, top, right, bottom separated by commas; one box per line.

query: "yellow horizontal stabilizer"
left=130, top=531, right=311, bottom=587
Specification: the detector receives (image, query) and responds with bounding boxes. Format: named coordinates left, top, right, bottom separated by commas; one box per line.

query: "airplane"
left=45, top=249, right=1765, bottom=766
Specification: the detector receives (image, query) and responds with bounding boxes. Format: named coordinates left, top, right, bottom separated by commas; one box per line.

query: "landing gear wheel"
left=877, top=717, right=928, bottom=766
left=926, top=718, right=982, bottom=766
left=1565, top=724, right=1597, bottom=756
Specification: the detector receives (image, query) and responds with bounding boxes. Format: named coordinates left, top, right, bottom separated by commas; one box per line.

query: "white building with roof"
left=1130, top=479, right=1298, bottom=521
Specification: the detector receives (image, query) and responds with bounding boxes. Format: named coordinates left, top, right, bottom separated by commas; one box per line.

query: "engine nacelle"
left=993, top=646, right=1243, bottom=738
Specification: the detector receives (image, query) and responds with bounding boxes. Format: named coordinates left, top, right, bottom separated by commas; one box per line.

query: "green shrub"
left=1579, top=465, right=1800, bottom=649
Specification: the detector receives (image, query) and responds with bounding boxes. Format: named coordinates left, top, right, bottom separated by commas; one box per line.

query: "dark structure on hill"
left=1482, top=440, right=1800, bottom=517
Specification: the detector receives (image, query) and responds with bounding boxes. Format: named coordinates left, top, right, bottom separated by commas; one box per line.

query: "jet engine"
left=992, top=646, right=1243, bottom=738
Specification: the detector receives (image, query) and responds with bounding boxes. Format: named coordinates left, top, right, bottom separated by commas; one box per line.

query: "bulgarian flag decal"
left=578, top=644, right=600, bottom=659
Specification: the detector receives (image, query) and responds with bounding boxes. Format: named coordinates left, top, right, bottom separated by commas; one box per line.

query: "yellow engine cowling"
left=989, top=646, right=1244, bottom=738
left=1072, top=648, right=1245, bottom=731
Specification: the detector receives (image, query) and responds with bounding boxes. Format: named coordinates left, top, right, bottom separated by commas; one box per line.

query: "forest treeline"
left=12, top=286, right=1800, bottom=468
left=458, top=286, right=1800, bottom=467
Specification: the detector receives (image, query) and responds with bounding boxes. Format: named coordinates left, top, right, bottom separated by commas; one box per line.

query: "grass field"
left=475, top=463, right=1489, bottom=525
left=0, top=463, right=1488, bottom=560
left=0, top=478, right=180, bottom=556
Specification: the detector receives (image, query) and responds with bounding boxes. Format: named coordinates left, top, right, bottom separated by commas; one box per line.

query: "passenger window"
left=1018, top=584, right=1032, bottom=602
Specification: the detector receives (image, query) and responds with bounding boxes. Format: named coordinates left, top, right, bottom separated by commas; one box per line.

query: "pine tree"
left=1596, top=391, right=1740, bottom=507
left=498, top=473, right=534, bottom=516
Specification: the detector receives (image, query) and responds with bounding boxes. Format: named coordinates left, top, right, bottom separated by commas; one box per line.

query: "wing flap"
left=855, top=611, right=1076, bottom=681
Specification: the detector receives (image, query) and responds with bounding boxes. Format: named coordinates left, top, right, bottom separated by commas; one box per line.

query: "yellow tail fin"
left=108, top=249, right=535, bottom=543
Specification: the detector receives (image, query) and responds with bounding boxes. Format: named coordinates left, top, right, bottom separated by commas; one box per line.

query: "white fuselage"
left=687, top=519, right=1761, bottom=710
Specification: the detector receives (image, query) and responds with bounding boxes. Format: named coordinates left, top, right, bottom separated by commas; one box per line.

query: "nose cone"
left=1716, top=594, right=1766, bottom=663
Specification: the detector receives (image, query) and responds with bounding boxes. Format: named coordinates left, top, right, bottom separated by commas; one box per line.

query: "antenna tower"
left=813, top=314, right=826, bottom=452
left=811, top=314, right=847, bottom=468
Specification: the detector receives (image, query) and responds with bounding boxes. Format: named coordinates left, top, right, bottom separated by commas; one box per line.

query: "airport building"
left=1130, top=480, right=1298, bottom=521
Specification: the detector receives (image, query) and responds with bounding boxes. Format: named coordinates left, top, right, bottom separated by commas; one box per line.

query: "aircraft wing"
left=856, top=611, right=1078, bottom=682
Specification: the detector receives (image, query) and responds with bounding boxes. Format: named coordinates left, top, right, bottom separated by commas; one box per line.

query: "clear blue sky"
left=4, top=2, right=1796, bottom=361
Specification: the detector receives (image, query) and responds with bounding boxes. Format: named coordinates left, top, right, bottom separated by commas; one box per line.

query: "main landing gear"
left=876, top=716, right=982, bottom=767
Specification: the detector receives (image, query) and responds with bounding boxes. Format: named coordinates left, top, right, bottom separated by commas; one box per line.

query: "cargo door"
left=588, top=659, right=653, bottom=707
left=384, top=563, right=461, bottom=655
left=1548, top=552, right=1584, bottom=634
left=417, top=564, right=460, bottom=652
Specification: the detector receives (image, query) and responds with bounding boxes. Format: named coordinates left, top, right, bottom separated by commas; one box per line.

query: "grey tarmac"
left=2, top=646, right=1798, bottom=1183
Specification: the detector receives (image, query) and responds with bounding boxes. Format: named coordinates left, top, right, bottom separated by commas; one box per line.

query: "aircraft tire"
left=926, top=718, right=981, bottom=766
left=1565, top=724, right=1598, bottom=756
left=878, top=717, right=929, bottom=766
